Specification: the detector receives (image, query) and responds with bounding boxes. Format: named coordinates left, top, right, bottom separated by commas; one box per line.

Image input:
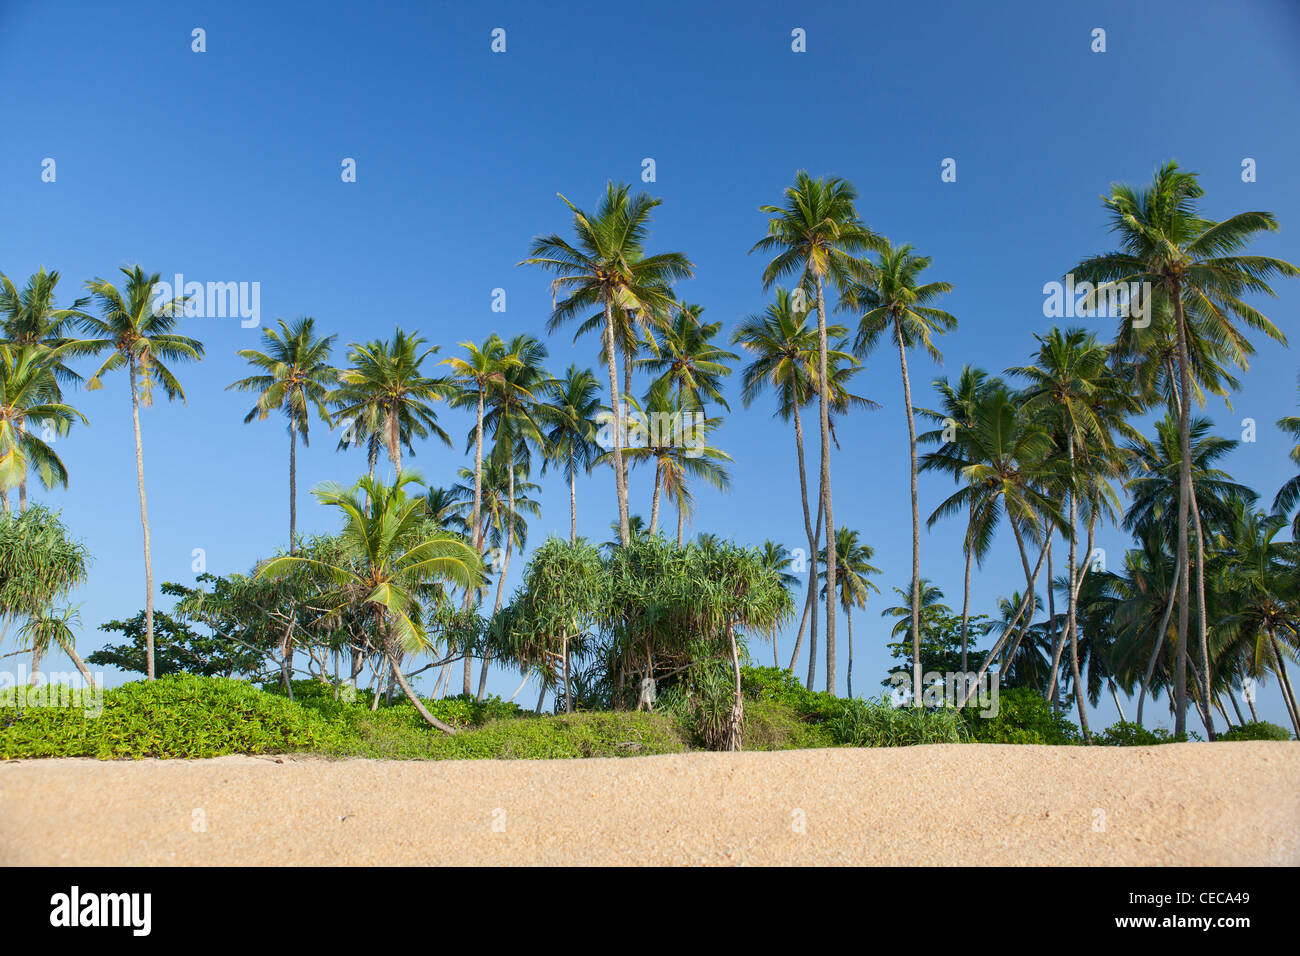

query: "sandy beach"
left=2, top=743, right=1296, bottom=866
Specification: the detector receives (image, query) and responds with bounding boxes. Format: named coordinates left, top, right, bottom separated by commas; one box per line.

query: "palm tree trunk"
left=1136, top=550, right=1181, bottom=726
left=648, top=459, right=662, bottom=533
left=814, top=278, right=837, bottom=694
left=535, top=681, right=547, bottom=714
left=66, top=645, right=94, bottom=688
left=604, top=302, right=631, bottom=546
left=786, top=401, right=818, bottom=673
left=960, top=504, right=975, bottom=675
left=999, top=523, right=1042, bottom=676
left=959, top=538, right=1048, bottom=710
left=289, top=416, right=297, bottom=552
left=894, top=322, right=922, bottom=707
left=479, top=462, right=516, bottom=700
left=1268, top=633, right=1300, bottom=737
left=1171, top=282, right=1193, bottom=736
left=1066, top=436, right=1091, bottom=742
left=724, top=620, right=744, bottom=751
left=1109, top=681, right=1127, bottom=722
left=846, top=609, right=854, bottom=699
left=1190, top=485, right=1214, bottom=740
left=386, top=649, right=458, bottom=735
left=18, top=478, right=26, bottom=513
left=1045, top=538, right=1061, bottom=703
left=1226, top=686, right=1246, bottom=725
left=677, top=498, right=684, bottom=546
left=568, top=449, right=577, bottom=545
left=128, top=360, right=156, bottom=681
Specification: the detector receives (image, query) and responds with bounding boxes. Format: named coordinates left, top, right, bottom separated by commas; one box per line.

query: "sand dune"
left=2, top=743, right=1296, bottom=866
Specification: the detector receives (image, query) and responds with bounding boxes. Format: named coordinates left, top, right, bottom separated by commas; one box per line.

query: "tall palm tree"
left=0, top=344, right=87, bottom=513
left=758, top=540, right=799, bottom=667
left=818, top=527, right=880, bottom=698
left=606, top=379, right=732, bottom=543
left=753, top=173, right=884, bottom=694
left=228, top=317, right=337, bottom=550
left=637, top=303, right=737, bottom=412
left=1008, top=328, right=1137, bottom=737
left=1073, top=160, right=1298, bottom=734
left=541, top=365, right=601, bottom=544
left=845, top=242, right=956, bottom=705
left=331, top=327, right=449, bottom=477
left=0, top=268, right=93, bottom=389
left=919, top=365, right=999, bottom=673
left=79, top=266, right=204, bottom=680
left=521, top=181, right=693, bottom=547
left=259, top=471, right=484, bottom=733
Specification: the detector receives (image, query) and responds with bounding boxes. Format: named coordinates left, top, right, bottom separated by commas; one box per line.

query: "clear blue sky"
left=2, top=0, right=1298, bottom=729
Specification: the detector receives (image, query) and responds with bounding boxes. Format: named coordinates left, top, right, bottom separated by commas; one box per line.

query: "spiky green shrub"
left=828, top=697, right=968, bottom=747
left=1218, top=721, right=1293, bottom=742
left=0, top=674, right=345, bottom=758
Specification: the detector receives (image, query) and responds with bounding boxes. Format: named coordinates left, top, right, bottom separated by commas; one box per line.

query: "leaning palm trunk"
left=1065, top=438, right=1091, bottom=742
left=1045, top=538, right=1060, bottom=703
left=814, top=278, right=837, bottom=693
left=785, top=400, right=819, bottom=675
left=648, top=461, right=662, bottom=533
left=603, top=302, right=631, bottom=546
left=1136, top=550, right=1182, bottom=727
left=894, top=323, right=922, bottom=707
left=959, top=502, right=975, bottom=675
left=1268, top=632, right=1300, bottom=737
left=1189, top=486, right=1214, bottom=740
left=66, top=645, right=95, bottom=689
left=1171, top=285, right=1193, bottom=736
left=385, top=648, right=458, bottom=735
left=128, top=360, right=157, bottom=680
left=959, top=539, right=1049, bottom=710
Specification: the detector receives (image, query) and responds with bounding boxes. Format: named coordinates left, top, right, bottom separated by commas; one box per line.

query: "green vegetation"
left=2, top=164, right=1299, bottom=754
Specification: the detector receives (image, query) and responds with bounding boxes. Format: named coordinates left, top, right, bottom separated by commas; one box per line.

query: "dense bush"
left=0, top=674, right=344, bottom=758
left=269, top=679, right=524, bottom=729
left=740, top=665, right=845, bottom=723
left=1094, top=721, right=1182, bottom=746
left=961, top=687, right=1080, bottom=745
left=1218, top=721, right=1293, bottom=742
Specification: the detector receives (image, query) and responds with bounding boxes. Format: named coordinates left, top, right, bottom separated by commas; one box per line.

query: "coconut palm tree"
left=228, top=317, right=337, bottom=551
left=259, top=471, right=484, bottom=733
left=1008, top=328, right=1138, bottom=736
left=758, top=540, right=799, bottom=667
left=604, top=379, right=732, bottom=543
left=0, top=268, right=93, bottom=392
left=540, top=365, right=601, bottom=544
left=521, top=181, right=693, bottom=547
left=1072, top=160, right=1298, bottom=734
left=753, top=173, right=885, bottom=694
left=637, top=303, right=737, bottom=412
left=1272, top=379, right=1300, bottom=537
left=0, top=344, right=87, bottom=513
left=845, top=241, right=956, bottom=705
left=331, top=327, right=449, bottom=477
left=919, top=365, right=1000, bottom=673
left=818, top=527, right=880, bottom=698
left=78, top=266, right=203, bottom=680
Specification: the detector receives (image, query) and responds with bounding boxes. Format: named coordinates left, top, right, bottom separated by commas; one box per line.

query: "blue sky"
left=2, top=0, right=1298, bottom=729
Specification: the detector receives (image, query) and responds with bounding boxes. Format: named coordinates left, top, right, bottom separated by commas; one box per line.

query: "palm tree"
left=0, top=344, right=87, bottom=513
left=758, top=540, right=799, bottom=667
left=540, top=365, right=601, bottom=544
left=79, top=266, right=204, bottom=680
left=331, top=327, right=449, bottom=477
left=1072, top=160, right=1298, bottom=734
left=259, top=471, right=484, bottom=733
left=753, top=173, right=885, bottom=695
left=1008, top=328, right=1137, bottom=737
left=818, top=527, right=880, bottom=698
left=606, top=379, right=732, bottom=543
left=1272, top=379, right=1300, bottom=538
left=918, top=365, right=999, bottom=673
left=521, top=181, right=693, bottom=547
left=845, top=241, right=956, bottom=705
left=637, top=303, right=737, bottom=412
left=228, top=317, right=337, bottom=550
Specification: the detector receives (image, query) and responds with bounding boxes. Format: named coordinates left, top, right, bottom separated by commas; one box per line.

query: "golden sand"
left=1, top=743, right=1295, bottom=865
